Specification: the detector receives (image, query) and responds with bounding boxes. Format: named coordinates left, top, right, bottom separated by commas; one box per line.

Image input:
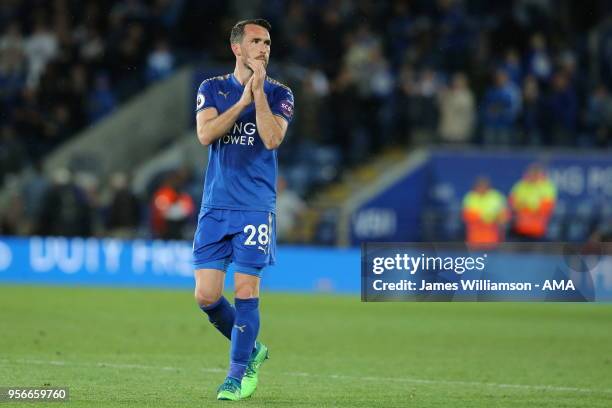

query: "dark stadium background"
left=0, top=1, right=611, bottom=407
left=0, top=0, right=610, bottom=243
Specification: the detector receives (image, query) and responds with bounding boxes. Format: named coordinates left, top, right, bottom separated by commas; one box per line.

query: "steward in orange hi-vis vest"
left=462, top=177, right=510, bottom=245
left=509, top=165, right=557, bottom=239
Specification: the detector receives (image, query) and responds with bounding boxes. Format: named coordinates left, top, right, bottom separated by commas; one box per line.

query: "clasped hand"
left=238, top=58, right=266, bottom=108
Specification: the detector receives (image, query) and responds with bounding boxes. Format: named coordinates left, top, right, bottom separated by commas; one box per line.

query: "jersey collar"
left=230, top=73, right=269, bottom=90
left=230, top=73, right=244, bottom=89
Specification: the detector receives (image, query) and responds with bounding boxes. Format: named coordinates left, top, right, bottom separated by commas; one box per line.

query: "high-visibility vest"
left=462, top=189, right=508, bottom=244
left=510, top=178, right=556, bottom=238
left=151, top=186, right=195, bottom=235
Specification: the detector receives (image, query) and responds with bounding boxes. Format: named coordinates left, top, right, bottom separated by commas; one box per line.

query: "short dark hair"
left=230, top=19, right=272, bottom=44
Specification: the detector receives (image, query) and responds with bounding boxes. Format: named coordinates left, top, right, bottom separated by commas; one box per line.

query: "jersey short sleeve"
left=270, top=87, right=295, bottom=123
left=195, top=80, right=216, bottom=113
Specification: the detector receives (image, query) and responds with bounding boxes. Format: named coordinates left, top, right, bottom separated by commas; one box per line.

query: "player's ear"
left=231, top=42, right=241, bottom=57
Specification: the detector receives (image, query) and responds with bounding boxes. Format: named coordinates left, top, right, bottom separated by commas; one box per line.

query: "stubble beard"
left=243, top=53, right=269, bottom=70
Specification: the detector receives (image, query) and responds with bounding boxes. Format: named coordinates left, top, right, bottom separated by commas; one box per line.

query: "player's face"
left=239, top=24, right=271, bottom=69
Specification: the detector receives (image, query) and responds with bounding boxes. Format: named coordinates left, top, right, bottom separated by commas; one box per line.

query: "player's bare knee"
left=234, top=283, right=257, bottom=299
left=194, top=287, right=222, bottom=306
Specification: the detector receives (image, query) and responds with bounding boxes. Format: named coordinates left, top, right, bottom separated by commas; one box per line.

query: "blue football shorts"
left=192, top=208, right=276, bottom=277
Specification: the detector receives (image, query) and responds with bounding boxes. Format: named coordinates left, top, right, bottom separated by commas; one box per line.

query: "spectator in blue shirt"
left=88, top=73, right=117, bottom=123
left=542, top=71, right=577, bottom=145
left=481, top=70, right=518, bottom=145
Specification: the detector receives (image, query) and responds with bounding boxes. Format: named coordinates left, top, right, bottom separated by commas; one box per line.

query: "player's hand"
left=247, top=58, right=266, bottom=92
left=238, top=76, right=254, bottom=108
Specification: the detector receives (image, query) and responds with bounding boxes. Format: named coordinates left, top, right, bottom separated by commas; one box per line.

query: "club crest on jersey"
left=280, top=101, right=294, bottom=119
left=196, top=94, right=205, bottom=109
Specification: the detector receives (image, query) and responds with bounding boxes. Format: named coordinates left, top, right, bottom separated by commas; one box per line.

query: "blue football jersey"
left=195, top=73, right=294, bottom=213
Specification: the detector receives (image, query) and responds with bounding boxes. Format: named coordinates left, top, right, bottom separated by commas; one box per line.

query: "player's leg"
left=219, top=211, right=275, bottom=399
left=192, top=208, right=234, bottom=340
left=218, top=270, right=263, bottom=401
left=227, top=272, right=261, bottom=380
left=194, top=266, right=234, bottom=340
left=234, top=271, right=269, bottom=399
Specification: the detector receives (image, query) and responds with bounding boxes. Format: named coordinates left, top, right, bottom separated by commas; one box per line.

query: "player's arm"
left=253, top=91, right=287, bottom=150
left=249, top=60, right=289, bottom=150
left=196, top=77, right=254, bottom=146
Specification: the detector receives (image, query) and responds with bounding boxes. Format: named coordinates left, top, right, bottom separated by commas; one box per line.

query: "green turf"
left=0, top=285, right=611, bottom=407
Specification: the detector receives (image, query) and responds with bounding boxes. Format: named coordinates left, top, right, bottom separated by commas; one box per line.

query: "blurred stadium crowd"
left=0, top=0, right=184, bottom=180
left=1, top=0, right=612, bottom=242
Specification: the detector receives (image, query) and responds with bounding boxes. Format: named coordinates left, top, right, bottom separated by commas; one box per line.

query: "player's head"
left=230, top=19, right=272, bottom=70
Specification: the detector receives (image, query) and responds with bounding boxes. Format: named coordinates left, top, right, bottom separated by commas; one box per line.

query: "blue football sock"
left=199, top=296, right=235, bottom=340
left=227, top=297, right=260, bottom=382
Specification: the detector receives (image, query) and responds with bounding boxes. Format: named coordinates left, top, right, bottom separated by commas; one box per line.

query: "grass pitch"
left=0, top=285, right=611, bottom=407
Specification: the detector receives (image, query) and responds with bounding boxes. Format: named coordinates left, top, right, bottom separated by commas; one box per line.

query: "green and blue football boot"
left=240, top=341, right=269, bottom=398
left=216, top=377, right=241, bottom=401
